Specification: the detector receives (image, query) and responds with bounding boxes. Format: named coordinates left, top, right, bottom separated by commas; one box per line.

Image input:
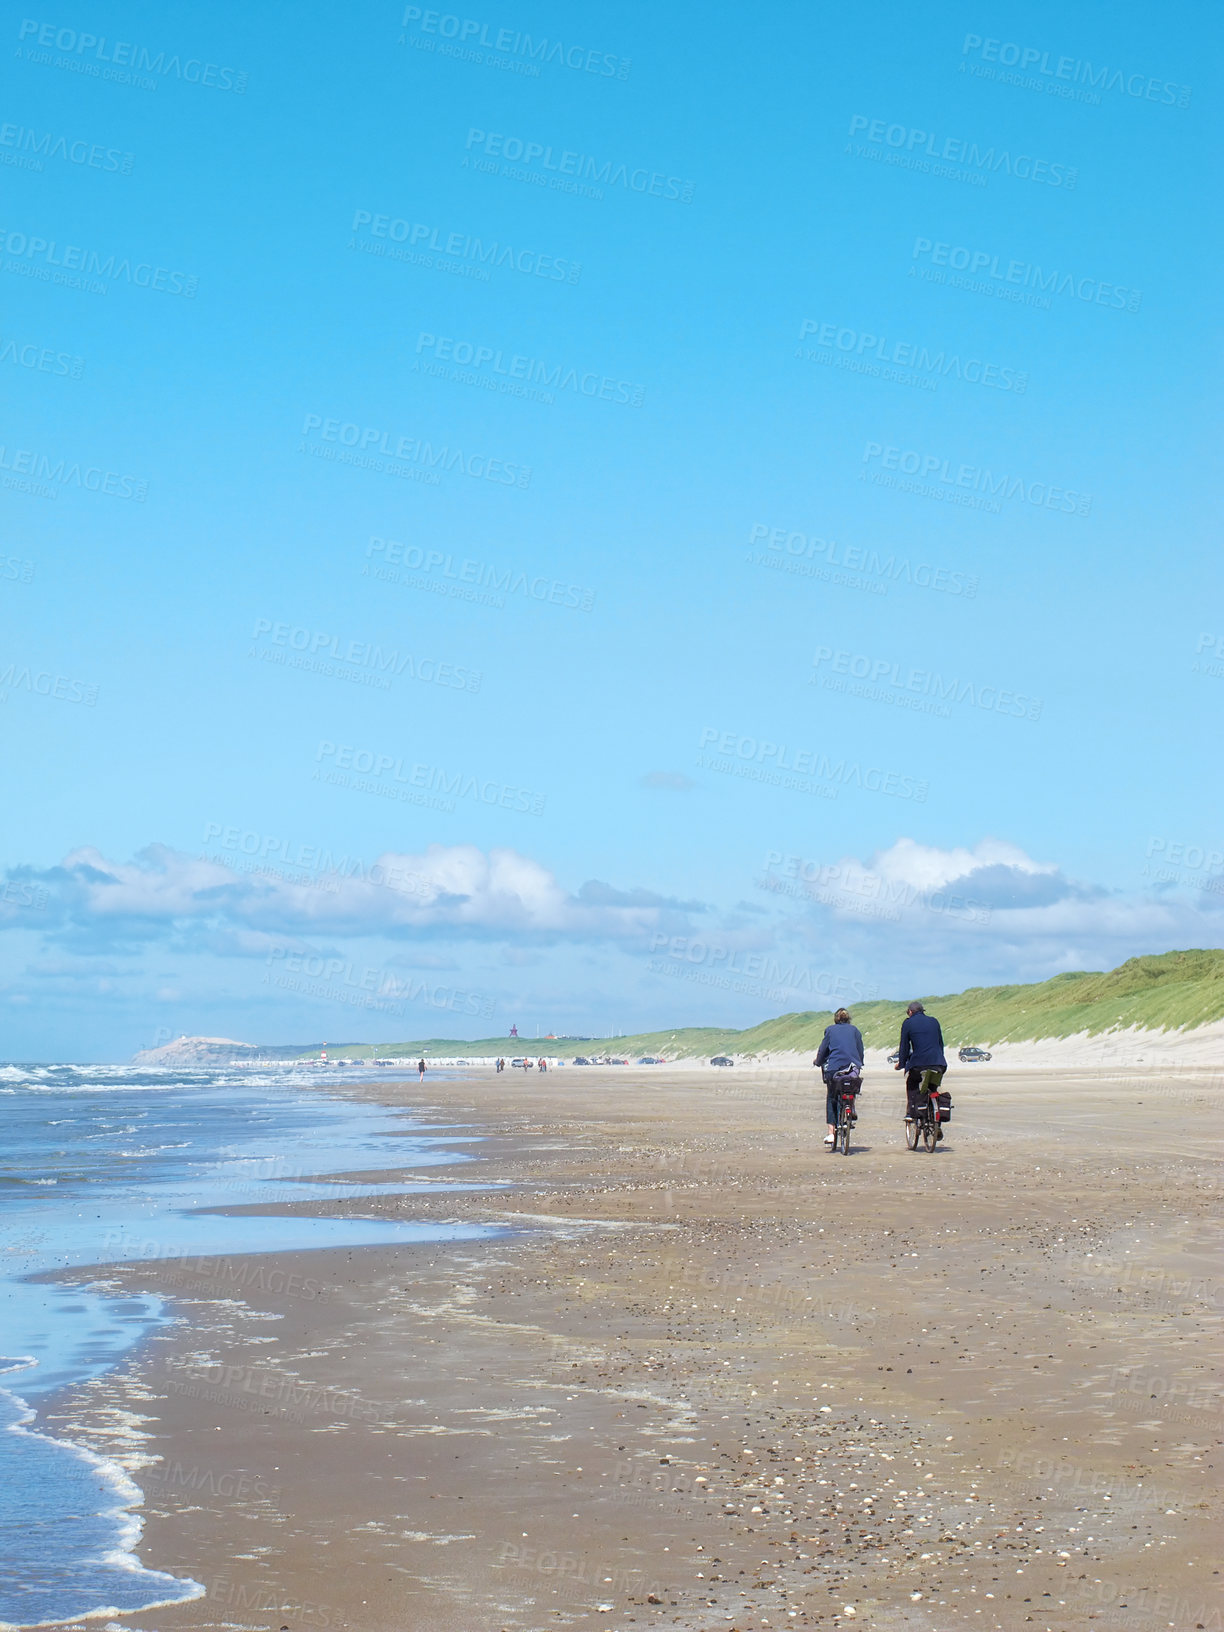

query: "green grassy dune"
left=305, top=948, right=1224, bottom=1060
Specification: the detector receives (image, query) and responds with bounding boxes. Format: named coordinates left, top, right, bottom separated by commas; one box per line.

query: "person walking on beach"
left=418, top=1057, right=426, bottom=1081
left=538, top=1056, right=547, bottom=1073
left=814, top=1008, right=864, bottom=1146
left=895, top=1001, right=947, bottom=1133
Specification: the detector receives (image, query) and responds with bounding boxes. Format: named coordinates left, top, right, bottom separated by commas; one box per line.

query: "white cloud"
left=851, top=837, right=1056, bottom=894
left=780, top=837, right=1064, bottom=927
left=776, top=836, right=1223, bottom=988
left=9, top=843, right=697, bottom=947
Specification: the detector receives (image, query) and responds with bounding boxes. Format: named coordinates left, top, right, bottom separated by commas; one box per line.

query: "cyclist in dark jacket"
left=815, top=1009, right=864, bottom=1146
left=895, top=1002, right=947, bottom=1125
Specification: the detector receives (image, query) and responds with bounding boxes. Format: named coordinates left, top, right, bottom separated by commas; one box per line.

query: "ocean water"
left=0, top=1062, right=495, bottom=1629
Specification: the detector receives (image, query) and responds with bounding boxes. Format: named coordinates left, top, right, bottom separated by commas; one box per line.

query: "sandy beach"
left=38, top=1062, right=1222, bottom=1632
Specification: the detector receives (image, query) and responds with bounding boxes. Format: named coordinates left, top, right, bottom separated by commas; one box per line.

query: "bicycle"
left=904, top=1069, right=948, bottom=1153
left=829, top=1072, right=860, bottom=1156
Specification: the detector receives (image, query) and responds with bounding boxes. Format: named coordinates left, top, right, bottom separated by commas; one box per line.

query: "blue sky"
left=2, top=0, right=1220, bottom=1058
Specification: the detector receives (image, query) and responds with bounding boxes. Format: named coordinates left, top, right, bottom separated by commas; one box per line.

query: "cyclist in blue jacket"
left=815, top=1008, right=864, bottom=1146
left=895, top=1001, right=947, bottom=1133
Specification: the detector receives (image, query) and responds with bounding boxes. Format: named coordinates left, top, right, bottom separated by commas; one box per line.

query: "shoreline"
left=33, top=1065, right=1223, bottom=1632
left=130, top=1014, right=1224, bottom=1076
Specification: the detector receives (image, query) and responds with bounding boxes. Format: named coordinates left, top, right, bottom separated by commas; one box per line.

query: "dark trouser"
left=906, top=1067, right=944, bottom=1116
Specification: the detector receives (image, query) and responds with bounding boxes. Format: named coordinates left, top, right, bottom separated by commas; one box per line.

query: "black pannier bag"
left=936, top=1090, right=953, bottom=1121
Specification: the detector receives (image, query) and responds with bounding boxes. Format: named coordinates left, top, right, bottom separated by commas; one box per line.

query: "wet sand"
left=38, top=1064, right=1222, bottom=1632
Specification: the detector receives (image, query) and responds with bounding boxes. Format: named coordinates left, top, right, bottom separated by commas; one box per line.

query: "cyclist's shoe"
left=824, top=1132, right=835, bottom=1146
left=936, top=1127, right=944, bottom=1141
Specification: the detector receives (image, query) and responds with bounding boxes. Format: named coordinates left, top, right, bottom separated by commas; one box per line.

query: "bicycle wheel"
left=839, top=1116, right=851, bottom=1155
left=922, top=1120, right=938, bottom=1152
left=905, top=1118, right=919, bottom=1150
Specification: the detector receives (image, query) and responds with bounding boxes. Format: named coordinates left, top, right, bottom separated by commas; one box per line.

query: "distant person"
left=815, top=1008, right=864, bottom=1147
left=496, top=1057, right=504, bottom=1073
left=418, top=1058, right=426, bottom=1081
left=538, top=1056, right=547, bottom=1072
left=895, top=1001, right=947, bottom=1134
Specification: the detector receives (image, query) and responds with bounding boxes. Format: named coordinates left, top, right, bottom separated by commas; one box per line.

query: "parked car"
left=958, top=1046, right=992, bottom=1062
left=609, top=1057, right=628, bottom=1065
left=887, top=1049, right=901, bottom=1065
left=710, top=1056, right=734, bottom=1067
left=511, top=1057, right=532, bottom=1068
left=636, top=1056, right=662, bottom=1065
left=571, top=1057, right=591, bottom=1065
